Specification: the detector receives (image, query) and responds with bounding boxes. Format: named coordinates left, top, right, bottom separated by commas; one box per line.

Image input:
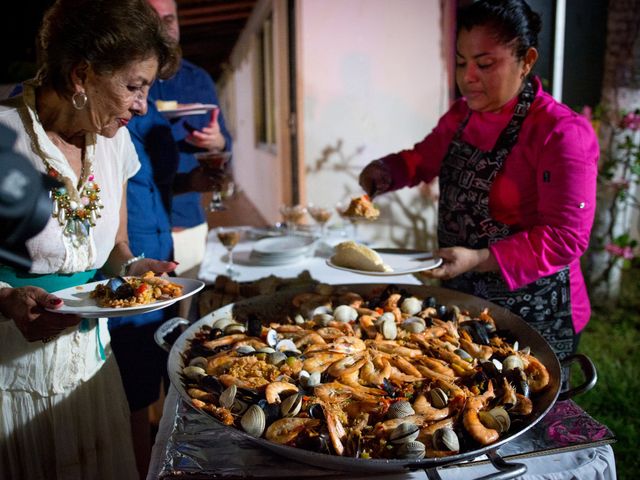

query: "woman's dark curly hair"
left=37, top=0, right=180, bottom=97
left=457, top=0, right=542, bottom=61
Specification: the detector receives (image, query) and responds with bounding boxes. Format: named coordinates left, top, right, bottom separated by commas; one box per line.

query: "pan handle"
left=420, top=450, right=526, bottom=480
left=557, top=353, right=598, bottom=401
left=154, top=316, right=190, bottom=353
left=480, top=451, right=528, bottom=480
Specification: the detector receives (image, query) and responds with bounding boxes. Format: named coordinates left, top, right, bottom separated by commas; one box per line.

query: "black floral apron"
left=437, top=81, right=576, bottom=360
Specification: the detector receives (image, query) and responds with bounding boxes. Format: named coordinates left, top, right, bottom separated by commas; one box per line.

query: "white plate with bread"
left=327, top=241, right=442, bottom=276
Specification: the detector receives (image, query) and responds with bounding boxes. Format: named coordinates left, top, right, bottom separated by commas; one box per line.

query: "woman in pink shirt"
left=359, top=0, right=598, bottom=360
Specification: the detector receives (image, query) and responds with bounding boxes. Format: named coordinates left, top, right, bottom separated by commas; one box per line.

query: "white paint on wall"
left=222, top=0, right=448, bottom=247
left=225, top=33, right=287, bottom=224
left=299, top=0, right=446, bottom=247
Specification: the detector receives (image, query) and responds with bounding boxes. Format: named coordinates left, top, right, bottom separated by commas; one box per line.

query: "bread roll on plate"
left=155, top=100, right=179, bottom=111
left=331, top=241, right=392, bottom=272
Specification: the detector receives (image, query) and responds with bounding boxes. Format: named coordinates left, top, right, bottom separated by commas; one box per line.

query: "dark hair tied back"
left=457, top=0, right=541, bottom=60
left=37, top=0, right=180, bottom=97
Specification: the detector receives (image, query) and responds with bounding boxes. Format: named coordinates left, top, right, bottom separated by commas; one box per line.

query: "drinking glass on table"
left=307, top=204, right=332, bottom=239
left=336, top=201, right=359, bottom=240
left=194, top=150, right=232, bottom=212
left=279, top=204, right=307, bottom=234
left=216, top=226, right=243, bottom=278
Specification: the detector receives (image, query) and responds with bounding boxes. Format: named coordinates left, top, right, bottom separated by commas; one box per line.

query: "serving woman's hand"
left=420, top=247, right=499, bottom=280
left=359, top=159, right=393, bottom=198
left=0, top=286, right=82, bottom=342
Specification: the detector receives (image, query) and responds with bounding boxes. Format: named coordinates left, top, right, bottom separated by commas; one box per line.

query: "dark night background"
left=2, top=0, right=607, bottom=110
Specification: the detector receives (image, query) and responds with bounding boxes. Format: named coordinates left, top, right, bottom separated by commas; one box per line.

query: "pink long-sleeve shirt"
left=383, top=77, right=599, bottom=332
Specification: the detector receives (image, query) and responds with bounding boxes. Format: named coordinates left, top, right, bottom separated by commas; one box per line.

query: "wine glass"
left=307, top=204, right=332, bottom=238
left=336, top=201, right=359, bottom=240
left=216, top=226, right=243, bottom=278
left=279, top=204, right=307, bottom=234
left=195, top=150, right=232, bottom=212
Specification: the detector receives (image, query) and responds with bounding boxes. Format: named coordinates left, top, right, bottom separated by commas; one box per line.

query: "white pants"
left=171, top=222, right=208, bottom=277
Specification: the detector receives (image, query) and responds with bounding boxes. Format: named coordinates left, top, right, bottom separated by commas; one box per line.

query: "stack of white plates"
left=249, top=236, right=316, bottom=265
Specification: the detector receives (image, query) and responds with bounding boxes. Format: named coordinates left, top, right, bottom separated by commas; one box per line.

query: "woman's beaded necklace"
left=43, top=157, right=104, bottom=243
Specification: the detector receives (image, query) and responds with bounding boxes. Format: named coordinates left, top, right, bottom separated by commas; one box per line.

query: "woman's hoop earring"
left=72, top=91, right=88, bottom=110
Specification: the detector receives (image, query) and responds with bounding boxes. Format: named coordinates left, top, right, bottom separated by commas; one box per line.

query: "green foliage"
left=575, top=264, right=640, bottom=479
left=584, top=107, right=640, bottom=293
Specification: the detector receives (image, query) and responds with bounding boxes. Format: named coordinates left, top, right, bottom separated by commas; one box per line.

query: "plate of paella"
left=47, top=272, right=204, bottom=318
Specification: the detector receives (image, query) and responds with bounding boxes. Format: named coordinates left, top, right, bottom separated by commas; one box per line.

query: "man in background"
left=148, top=0, right=232, bottom=279
left=116, top=101, right=227, bottom=478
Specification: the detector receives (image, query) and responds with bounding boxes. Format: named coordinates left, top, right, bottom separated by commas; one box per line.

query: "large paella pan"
left=161, top=283, right=596, bottom=479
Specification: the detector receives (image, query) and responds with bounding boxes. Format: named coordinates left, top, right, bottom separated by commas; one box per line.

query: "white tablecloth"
left=148, top=387, right=616, bottom=480
left=198, top=229, right=424, bottom=285
left=147, top=230, right=617, bottom=480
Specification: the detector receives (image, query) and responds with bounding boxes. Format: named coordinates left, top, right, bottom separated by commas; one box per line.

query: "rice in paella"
left=91, top=271, right=182, bottom=308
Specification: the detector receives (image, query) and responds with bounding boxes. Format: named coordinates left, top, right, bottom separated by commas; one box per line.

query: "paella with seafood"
left=181, top=284, right=550, bottom=460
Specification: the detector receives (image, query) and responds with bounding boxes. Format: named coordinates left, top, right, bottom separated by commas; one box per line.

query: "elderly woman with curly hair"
left=0, top=0, right=180, bottom=477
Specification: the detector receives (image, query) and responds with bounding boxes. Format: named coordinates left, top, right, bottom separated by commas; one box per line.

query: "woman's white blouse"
left=1, top=84, right=140, bottom=272
left=0, top=84, right=140, bottom=395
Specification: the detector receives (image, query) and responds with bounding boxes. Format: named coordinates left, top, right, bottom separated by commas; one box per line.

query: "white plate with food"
left=157, top=102, right=218, bottom=119
left=327, top=242, right=442, bottom=276
left=46, top=276, right=205, bottom=318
